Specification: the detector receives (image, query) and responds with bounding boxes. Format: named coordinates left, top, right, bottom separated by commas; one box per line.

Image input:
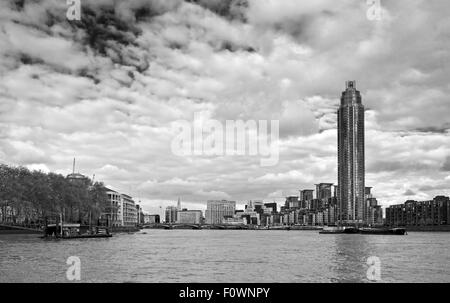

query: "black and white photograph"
left=0, top=0, right=449, bottom=289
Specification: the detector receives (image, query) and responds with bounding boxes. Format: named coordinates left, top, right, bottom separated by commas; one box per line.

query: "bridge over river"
left=142, top=223, right=253, bottom=230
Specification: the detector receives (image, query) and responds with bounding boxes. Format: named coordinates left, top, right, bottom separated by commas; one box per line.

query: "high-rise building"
left=264, top=202, right=277, bottom=213
left=285, top=196, right=300, bottom=209
left=365, top=187, right=372, bottom=197
left=165, top=206, right=178, bottom=223
left=246, top=200, right=264, bottom=211
left=315, top=183, right=334, bottom=201
left=300, top=189, right=314, bottom=209
left=205, top=200, right=236, bottom=224
left=246, top=200, right=265, bottom=216
left=337, top=81, right=365, bottom=225
left=300, top=189, right=314, bottom=202
left=176, top=210, right=202, bottom=224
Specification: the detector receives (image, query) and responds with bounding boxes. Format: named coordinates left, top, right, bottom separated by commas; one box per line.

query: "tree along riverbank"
left=0, top=164, right=108, bottom=226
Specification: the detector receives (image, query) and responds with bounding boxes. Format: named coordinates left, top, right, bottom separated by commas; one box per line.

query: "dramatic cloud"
left=1, top=0, right=449, bottom=214
left=441, top=156, right=450, bottom=172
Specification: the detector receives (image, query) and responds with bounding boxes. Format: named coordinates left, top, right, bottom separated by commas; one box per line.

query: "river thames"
left=1, top=230, right=449, bottom=283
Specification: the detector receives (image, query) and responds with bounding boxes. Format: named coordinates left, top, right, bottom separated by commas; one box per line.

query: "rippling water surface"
left=1, top=230, right=449, bottom=282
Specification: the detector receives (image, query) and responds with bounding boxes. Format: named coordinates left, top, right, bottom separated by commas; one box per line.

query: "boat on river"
left=41, top=223, right=112, bottom=239
left=359, top=227, right=407, bottom=235
left=319, top=226, right=357, bottom=234
left=319, top=226, right=407, bottom=235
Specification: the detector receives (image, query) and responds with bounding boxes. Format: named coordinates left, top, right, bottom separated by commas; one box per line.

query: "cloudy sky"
left=0, top=0, right=449, bottom=214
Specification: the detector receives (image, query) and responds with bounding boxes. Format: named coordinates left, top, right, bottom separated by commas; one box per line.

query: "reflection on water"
left=0, top=230, right=449, bottom=282
left=330, top=235, right=375, bottom=282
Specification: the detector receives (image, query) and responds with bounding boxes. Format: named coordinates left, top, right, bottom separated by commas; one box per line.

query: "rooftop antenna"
left=72, top=157, right=76, bottom=174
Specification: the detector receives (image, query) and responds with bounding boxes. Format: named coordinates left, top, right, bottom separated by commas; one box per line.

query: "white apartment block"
left=104, top=188, right=137, bottom=227
left=205, top=200, right=236, bottom=224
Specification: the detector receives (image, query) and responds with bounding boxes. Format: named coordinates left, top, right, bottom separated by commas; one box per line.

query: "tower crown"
left=341, top=80, right=361, bottom=105
left=346, top=80, right=356, bottom=89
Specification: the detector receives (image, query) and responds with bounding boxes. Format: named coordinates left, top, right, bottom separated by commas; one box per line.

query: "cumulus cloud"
left=403, top=189, right=415, bottom=196
left=441, top=156, right=450, bottom=172
left=0, top=0, right=449, bottom=212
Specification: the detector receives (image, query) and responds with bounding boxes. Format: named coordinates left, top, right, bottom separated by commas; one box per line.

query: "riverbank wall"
left=0, top=225, right=42, bottom=234
left=392, top=225, right=450, bottom=232
left=110, top=226, right=141, bottom=233
left=0, top=224, right=141, bottom=234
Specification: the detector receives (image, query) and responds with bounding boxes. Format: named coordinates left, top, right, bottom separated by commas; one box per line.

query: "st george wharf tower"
left=337, top=81, right=365, bottom=225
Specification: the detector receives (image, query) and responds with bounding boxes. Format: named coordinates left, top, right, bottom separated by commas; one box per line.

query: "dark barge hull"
left=320, top=227, right=407, bottom=235
left=41, top=234, right=112, bottom=239
left=319, top=228, right=358, bottom=234
left=319, top=230, right=345, bottom=234
left=359, top=228, right=407, bottom=235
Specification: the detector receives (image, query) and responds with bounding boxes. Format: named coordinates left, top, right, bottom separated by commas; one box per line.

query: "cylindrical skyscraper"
left=337, top=81, right=365, bottom=225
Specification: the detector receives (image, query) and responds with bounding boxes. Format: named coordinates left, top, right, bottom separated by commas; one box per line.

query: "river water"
left=0, top=230, right=449, bottom=282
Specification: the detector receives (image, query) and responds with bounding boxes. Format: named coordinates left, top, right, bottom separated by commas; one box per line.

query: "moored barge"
left=358, top=227, right=407, bottom=235
left=319, top=226, right=407, bottom=235
left=42, top=223, right=112, bottom=239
